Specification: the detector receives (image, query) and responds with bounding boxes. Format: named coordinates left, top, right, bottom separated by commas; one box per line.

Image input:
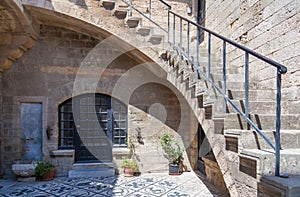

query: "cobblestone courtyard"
left=0, top=172, right=226, bottom=197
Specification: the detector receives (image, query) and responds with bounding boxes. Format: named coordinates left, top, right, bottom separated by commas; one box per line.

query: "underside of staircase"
left=18, top=0, right=300, bottom=196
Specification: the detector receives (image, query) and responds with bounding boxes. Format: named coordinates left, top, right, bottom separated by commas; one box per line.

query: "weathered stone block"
left=239, top=156, right=257, bottom=178
left=258, top=175, right=300, bottom=197
left=12, top=163, right=37, bottom=177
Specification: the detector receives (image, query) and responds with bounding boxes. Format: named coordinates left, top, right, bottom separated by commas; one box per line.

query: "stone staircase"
left=19, top=0, right=300, bottom=195
left=163, top=44, right=300, bottom=195
left=100, top=0, right=167, bottom=46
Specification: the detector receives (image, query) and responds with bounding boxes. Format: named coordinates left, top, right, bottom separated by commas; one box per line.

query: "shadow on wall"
left=195, top=0, right=206, bottom=43
left=129, top=82, right=181, bottom=132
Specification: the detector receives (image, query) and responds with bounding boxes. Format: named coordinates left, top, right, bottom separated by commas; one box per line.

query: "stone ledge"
left=112, top=147, right=130, bottom=155
left=50, top=150, right=74, bottom=157
left=258, top=175, right=300, bottom=197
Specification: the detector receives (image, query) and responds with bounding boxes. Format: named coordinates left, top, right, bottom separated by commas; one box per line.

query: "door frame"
left=58, top=93, right=128, bottom=163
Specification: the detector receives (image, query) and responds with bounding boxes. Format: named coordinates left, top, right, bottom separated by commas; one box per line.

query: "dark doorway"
left=59, top=94, right=127, bottom=163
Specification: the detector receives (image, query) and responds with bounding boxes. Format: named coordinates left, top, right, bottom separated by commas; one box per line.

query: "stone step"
left=116, top=1, right=129, bottom=8
left=227, top=89, right=276, bottom=101
left=224, top=114, right=300, bottom=130
left=177, top=60, right=189, bottom=73
left=225, top=81, right=258, bottom=90
left=184, top=73, right=198, bottom=88
left=112, top=7, right=128, bottom=19
left=196, top=61, right=241, bottom=75
left=195, top=78, right=210, bottom=96
left=207, top=73, right=246, bottom=83
left=210, top=98, right=226, bottom=119
left=239, top=149, right=300, bottom=177
left=167, top=50, right=180, bottom=67
left=72, top=162, right=114, bottom=170
left=168, top=47, right=221, bottom=65
left=188, top=47, right=218, bottom=60
left=224, top=130, right=300, bottom=151
left=136, top=26, right=152, bottom=36
left=126, top=17, right=141, bottom=28
left=258, top=175, right=300, bottom=197
left=68, top=167, right=115, bottom=178
left=148, top=35, right=164, bottom=45
left=100, top=0, right=116, bottom=10
left=226, top=100, right=277, bottom=114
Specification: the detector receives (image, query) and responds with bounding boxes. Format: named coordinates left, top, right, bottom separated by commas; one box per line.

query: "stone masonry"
left=1, top=23, right=198, bottom=178
left=0, top=0, right=299, bottom=196
left=202, top=0, right=299, bottom=102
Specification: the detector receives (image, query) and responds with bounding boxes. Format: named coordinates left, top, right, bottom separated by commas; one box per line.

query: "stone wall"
left=202, top=0, right=299, bottom=101
left=1, top=25, right=97, bottom=176
left=1, top=23, right=197, bottom=177
left=128, top=82, right=199, bottom=173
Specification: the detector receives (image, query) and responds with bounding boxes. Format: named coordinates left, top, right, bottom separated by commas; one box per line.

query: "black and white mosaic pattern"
left=0, top=173, right=214, bottom=197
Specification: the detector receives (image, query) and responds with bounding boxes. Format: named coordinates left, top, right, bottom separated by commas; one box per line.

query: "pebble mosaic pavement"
left=0, top=172, right=220, bottom=197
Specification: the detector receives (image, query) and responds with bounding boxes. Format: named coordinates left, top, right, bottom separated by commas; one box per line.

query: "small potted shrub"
left=35, top=161, right=55, bottom=181
left=121, top=157, right=139, bottom=177
left=160, top=133, right=184, bottom=175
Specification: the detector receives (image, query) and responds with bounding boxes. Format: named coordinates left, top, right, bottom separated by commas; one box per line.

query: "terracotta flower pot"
left=124, top=166, right=134, bottom=177
left=41, top=168, right=56, bottom=181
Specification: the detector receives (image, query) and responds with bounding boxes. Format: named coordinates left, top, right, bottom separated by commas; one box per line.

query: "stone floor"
left=0, top=172, right=225, bottom=197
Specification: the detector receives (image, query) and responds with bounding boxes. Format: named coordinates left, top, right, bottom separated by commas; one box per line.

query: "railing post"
left=180, top=18, right=183, bottom=56
left=195, top=25, right=200, bottom=79
left=223, top=41, right=227, bottom=113
left=173, top=14, right=176, bottom=45
left=149, top=0, right=152, bottom=19
left=168, top=11, right=170, bottom=43
left=275, top=70, right=282, bottom=176
left=245, top=52, right=249, bottom=118
left=129, top=0, right=132, bottom=17
left=208, top=33, right=211, bottom=80
left=187, top=22, right=190, bottom=57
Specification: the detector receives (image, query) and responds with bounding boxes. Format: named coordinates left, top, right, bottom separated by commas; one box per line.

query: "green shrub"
left=121, top=157, right=139, bottom=172
left=35, top=161, right=55, bottom=177
left=160, top=133, right=184, bottom=165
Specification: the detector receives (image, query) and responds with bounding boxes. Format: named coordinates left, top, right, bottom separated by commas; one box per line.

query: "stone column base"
left=258, top=175, right=300, bottom=197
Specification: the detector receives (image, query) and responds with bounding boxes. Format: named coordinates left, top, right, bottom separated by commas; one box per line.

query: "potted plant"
left=35, top=161, right=55, bottom=181
left=121, top=157, right=139, bottom=177
left=160, top=133, right=184, bottom=175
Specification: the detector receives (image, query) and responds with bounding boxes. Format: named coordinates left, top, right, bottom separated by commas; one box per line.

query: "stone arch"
left=16, top=1, right=230, bottom=191
left=28, top=2, right=205, bottom=174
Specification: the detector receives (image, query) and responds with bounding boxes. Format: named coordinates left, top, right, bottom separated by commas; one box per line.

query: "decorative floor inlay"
left=0, top=172, right=214, bottom=197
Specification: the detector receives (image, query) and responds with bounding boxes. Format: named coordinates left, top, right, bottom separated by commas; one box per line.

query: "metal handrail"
left=124, top=0, right=287, bottom=177
left=169, top=11, right=287, bottom=74
left=158, top=0, right=171, bottom=9
left=168, top=10, right=287, bottom=177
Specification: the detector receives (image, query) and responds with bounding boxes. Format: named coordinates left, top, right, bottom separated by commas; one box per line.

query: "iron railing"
left=125, top=0, right=287, bottom=177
